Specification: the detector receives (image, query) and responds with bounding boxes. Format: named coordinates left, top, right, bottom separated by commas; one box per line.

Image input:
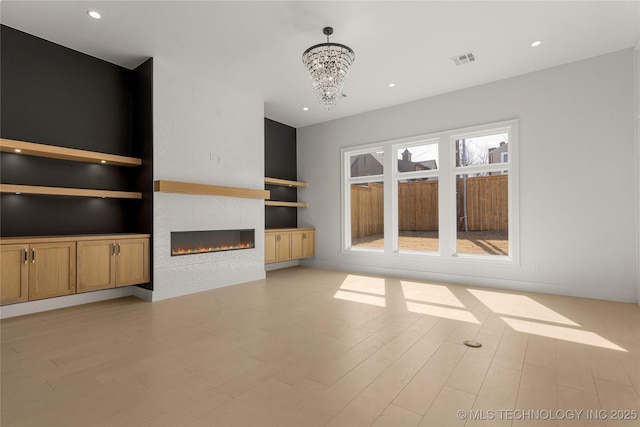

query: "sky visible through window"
left=396, top=133, right=508, bottom=164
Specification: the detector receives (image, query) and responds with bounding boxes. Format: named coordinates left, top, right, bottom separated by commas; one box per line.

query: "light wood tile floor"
left=2, top=267, right=639, bottom=426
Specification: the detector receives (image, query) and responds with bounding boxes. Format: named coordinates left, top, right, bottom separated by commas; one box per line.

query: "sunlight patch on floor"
left=468, top=289, right=579, bottom=326
left=501, top=317, right=626, bottom=351
left=406, top=301, right=480, bottom=323
left=339, top=275, right=387, bottom=295
left=400, top=281, right=465, bottom=308
left=334, top=290, right=386, bottom=307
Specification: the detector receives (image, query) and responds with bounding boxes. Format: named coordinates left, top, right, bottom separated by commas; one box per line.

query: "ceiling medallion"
left=302, top=27, right=355, bottom=111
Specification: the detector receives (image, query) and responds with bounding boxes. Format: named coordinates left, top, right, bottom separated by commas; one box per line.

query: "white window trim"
left=341, top=119, right=519, bottom=266
left=392, top=139, right=440, bottom=254
left=450, top=120, right=519, bottom=264
left=342, top=144, right=384, bottom=251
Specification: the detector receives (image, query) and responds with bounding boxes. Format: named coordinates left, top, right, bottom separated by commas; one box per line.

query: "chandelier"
left=302, top=27, right=355, bottom=111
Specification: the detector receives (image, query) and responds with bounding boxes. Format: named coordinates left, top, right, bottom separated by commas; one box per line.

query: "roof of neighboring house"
left=351, top=152, right=438, bottom=175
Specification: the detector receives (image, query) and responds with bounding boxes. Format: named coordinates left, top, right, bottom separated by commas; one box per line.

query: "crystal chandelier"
left=302, top=27, right=355, bottom=111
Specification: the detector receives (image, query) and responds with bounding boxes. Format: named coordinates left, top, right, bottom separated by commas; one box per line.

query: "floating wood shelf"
left=0, top=184, right=142, bottom=199
left=264, top=177, right=308, bottom=188
left=265, top=200, right=307, bottom=208
left=0, top=138, right=142, bottom=167
left=154, top=180, right=270, bottom=199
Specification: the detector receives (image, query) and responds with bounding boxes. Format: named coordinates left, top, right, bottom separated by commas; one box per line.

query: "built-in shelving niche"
left=1, top=25, right=154, bottom=288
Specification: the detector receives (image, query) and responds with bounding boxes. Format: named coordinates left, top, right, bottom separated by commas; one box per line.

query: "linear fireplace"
left=171, top=229, right=255, bottom=256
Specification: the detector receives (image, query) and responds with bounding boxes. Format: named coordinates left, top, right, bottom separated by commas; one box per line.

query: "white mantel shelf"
left=154, top=180, right=270, bottom=200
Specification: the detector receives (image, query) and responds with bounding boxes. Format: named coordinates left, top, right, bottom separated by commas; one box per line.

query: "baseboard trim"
left=300, top=259, right=637, bottom=303
left=149, top=270, right=266, bottom=301
left=0, top=287, right=135, bottom=319
left=265, top=260, right=300, bottom=271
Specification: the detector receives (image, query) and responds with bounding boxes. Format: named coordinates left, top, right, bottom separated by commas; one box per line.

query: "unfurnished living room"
left=1, top=1, right=639, bottom=426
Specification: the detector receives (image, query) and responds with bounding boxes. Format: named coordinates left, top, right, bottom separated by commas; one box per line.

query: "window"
left=395, top=141, right=439, bottom=253
left=345, top=149, right=385, bottom=250
left=342, top=120, right=518, bottom=263
left=453, top=130, right=512, bottom=257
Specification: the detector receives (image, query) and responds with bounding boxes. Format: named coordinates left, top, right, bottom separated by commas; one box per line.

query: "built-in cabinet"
left=0, top=234, right=149, bottom=305
left=265, top=230, right=291, bottom=263
left=265, top=228, right=314, bottom=264
left=28, top=241, right=77, bottom=300
left=1, top=240, right=76, bottom=303
left=77, top=237, right=149, bottom=293
left=264, top=177, right=315, bottom=264
left=291, top=229, right=315, bottom=259
left=2, top=28, right=153, bottom=308
left=263, top=177, right=315, bottom=265
left=0, top=244, right=29, bottom=304
left=264, top=118, right=314, bottom=266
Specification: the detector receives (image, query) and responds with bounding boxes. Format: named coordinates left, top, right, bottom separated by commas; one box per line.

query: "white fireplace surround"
left=149, top=59, right=266, bottom=302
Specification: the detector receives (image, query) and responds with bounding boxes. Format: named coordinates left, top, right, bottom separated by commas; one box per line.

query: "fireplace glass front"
left=171, top=229, right=255, bottom=256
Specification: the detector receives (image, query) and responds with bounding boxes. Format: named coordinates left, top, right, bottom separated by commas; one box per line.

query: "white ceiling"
left=1, top=1, right=639, bottom=128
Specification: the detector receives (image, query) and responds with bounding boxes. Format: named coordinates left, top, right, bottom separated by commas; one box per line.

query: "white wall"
left=151, top=58, right=265, bottom=301
left=298, top=49, right=637, bottom=303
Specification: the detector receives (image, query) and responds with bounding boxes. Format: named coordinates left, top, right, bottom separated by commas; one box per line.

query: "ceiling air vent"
left=451, top=52, right=476, bottom=66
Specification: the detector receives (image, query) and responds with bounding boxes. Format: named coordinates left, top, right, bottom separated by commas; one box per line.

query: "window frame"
left=392, top=138, right=440, bottom=255
left=341, top=119, right=519, bottom=266
left=450, top=121, right=518, bottom=262
left=342, top=145, right=385, bottom=252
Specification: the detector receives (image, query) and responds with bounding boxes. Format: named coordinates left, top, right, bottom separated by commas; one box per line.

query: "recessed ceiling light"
left=388, top=83, right=396, bottom=88
left=14, top=148, right=21, bottom=153
left=15, top=192, right=21, bottom=195
left=302, top=107, right=309, bottom=111
left=530, top=40, right=542, bottom=47
left=100, top=160, right=106, bottom=164
left=87, top=10, right=101, bottom=20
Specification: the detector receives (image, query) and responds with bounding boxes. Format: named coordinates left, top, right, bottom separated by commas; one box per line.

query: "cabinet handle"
left=31, top=248, right=35, bottom=263
left=23, top=249, right=28, bottom=263
left=117, top=243, right=121, bottom=255
left=111, top=243, right=115, bottom=256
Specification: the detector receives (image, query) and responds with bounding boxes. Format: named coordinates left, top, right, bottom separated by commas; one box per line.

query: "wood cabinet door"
left=290, top=231, right=304, bottom=260
left=29, top=242, right=76, bottom=300
left=265, top=233, right=278, bottom=263
left=77, top=240, right=115, bottom=293
left=276, top=232, right=291, bottom=262
left=302, top=231, right=315, bottom=258
left=1, top=244, right=29, bottom=305
left=115, top=238, right=150, bottom=287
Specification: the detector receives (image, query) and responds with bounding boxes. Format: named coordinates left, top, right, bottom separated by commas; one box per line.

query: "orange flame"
left=172, top=242, right=254, bottom=255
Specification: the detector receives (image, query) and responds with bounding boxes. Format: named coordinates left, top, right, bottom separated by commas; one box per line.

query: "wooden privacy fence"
left=456, top=175, right=508, bottom=232
left=399, top=180, right=439, bottom=231
left=351, top=175, right=508, bottom=239
left=351, top=183, right=384, bottom=238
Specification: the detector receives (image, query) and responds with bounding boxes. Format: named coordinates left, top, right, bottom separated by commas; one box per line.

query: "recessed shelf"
left=0, top=138, right=142, bottom=166
left=264, top=177, right=308, bottom=188
left=0, top=184, right=142, bottom=199
left=154, top=180, right=270, bottom=200
left=265, top=200, right=307, bottom=208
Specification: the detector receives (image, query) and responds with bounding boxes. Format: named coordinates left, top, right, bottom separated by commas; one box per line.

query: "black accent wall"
left=132, top=58, right=154, bottom=235
left=264, top=118, right=298, bottom=229
left=0, top=25, right=152, bottom=244
left=1, top=26, right=133, bottom=153
left=131, top=58, right=154, bottom=290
